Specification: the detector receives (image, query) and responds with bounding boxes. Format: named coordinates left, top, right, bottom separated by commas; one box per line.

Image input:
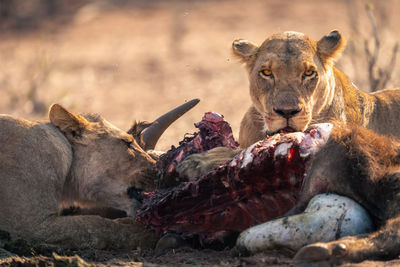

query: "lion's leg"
left=294, top=217, right=400, bottom=264
left=34, top=215, right=158, bottom=250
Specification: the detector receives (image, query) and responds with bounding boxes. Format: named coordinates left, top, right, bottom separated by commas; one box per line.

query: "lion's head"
left=233, top=30, right=346, bottom=134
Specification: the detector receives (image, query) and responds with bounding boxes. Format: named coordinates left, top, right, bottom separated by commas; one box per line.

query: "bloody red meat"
left=137, top=113, right=316, bottom=245
left=156, top=112, right=239, bottom=188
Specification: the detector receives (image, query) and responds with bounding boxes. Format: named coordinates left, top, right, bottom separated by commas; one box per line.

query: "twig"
left=364, top=3, right=398, bottom=92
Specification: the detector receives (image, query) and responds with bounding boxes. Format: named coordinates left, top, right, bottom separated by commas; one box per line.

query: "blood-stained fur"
left=294, top=123, right=400, bottom=263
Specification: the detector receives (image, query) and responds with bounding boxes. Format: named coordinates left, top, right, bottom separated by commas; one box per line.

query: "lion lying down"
left=0, top=100, right=198, bottom=250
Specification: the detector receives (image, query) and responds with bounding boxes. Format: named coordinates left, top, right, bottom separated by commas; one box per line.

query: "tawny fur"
left=0, top=104, right=158, bottom=250
left=233, top=30, right=400, bottom=148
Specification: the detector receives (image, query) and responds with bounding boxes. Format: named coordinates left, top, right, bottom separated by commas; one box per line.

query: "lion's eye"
left=260, top=69, right=273, bottom=79
left=303, top=70, right=315, bottom=77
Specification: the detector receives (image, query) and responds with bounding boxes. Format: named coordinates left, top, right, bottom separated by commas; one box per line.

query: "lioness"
left=0, top=101, right=197, bottom=250
left=233, top=30, right=400, bottom=147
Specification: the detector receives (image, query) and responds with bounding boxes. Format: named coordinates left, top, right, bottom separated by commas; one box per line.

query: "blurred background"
left=0, top=0, right=399, bottom=150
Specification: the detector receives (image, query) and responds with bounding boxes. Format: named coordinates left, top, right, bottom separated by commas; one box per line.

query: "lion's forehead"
left=80, top=113, right=133, bottom=141
left=258, top=34, right=316, bottom=62
left=255, top=52, right=314, bottom=74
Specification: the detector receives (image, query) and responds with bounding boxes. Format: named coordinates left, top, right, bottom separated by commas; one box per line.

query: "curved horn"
left=142, top=98, right=200, bottom=150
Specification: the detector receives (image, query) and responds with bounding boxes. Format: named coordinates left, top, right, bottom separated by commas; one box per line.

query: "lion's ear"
left=49, top=104, right=89, bottom=140
left=317, top=30, right=346, bottom=65
left=232, top=39, right=259, bottom=64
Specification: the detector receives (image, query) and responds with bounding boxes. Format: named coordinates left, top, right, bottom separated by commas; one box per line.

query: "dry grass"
left=1, top=0, right=399, bottom=151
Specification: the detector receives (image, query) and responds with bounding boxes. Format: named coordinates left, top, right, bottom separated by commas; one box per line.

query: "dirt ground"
left=2, top=244, right=400, bottom=267
left=2, top=0, right=400, bottom=266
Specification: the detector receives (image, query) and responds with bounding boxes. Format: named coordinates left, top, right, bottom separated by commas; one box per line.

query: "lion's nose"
left=273, top=108, right=301, bottom=119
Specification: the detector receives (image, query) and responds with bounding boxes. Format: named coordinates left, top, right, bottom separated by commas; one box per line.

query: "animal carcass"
left=137, top=114, right=366, bottom=246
